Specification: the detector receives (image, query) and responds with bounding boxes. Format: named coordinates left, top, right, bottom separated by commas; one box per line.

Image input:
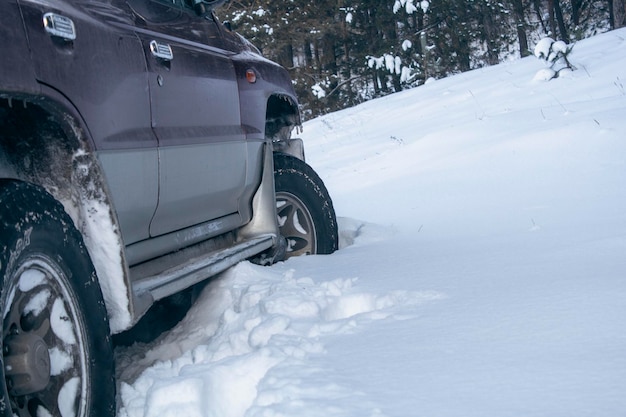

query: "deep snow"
left=116, top=29, right=626, bottom=417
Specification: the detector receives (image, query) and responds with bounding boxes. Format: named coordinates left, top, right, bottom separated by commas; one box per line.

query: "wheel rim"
left=276, top=191, right=317, bottom=257
left=3, top=256, right=88, bottom=417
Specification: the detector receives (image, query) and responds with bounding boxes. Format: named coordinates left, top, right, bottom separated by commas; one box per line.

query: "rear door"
left=18, top=0, right=158, bottom=245
left=126, top=0, right=248, bottom=237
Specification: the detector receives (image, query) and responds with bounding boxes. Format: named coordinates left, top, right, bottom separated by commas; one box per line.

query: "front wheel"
left=0, top=181, right=115, bottom=417
left=273, top=153, right=338, bottom=258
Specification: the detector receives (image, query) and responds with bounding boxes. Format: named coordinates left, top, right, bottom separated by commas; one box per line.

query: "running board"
left=130, top=235, right=275, bottom=320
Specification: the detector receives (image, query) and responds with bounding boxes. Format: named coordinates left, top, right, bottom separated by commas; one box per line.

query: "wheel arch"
left=0, top=90, right=134, bottom=334
left=266, top=94, right=306, bottom=162
left=232, top=54, right=303, bottom=147
left=265, top=93, right=301, bottom=140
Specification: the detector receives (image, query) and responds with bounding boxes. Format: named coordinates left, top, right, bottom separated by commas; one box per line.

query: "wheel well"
left=265, top=94, right=301, bottom=141
left=0, top=96, right=133, bottom=334
left=0, top=98, right=80, bottom=200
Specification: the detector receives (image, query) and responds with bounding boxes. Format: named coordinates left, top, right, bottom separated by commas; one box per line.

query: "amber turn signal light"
left=246, top=69, right=257, bottom=83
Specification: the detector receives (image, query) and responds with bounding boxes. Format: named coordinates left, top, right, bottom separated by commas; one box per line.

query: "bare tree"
left=615, top=0, right=626, bottom=27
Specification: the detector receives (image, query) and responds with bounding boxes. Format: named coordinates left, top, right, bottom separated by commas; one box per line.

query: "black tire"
left=273, top=153, right=338, bottom=257
left=0, top=181, right=115, bottom=417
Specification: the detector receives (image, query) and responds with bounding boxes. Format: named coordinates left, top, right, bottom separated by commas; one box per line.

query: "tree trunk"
left=571, top=0, right=583, bottom=25
left=321, top=34, right=337, bottom=73
left=511, top=0, right=530, bottom=57
left=482, top=4, right=500, bottom=65
left=547, top=0, right=558, bottom=37
left=533, top=0, right=549, bottom=33
left=609, top=0, right=615, bottom=27
left=313, top=40, right=322, bottom=75
left=554, top=0, right=569, bottom=41
left=276, top=44, right=294, bottom=69
left=615, top=0, right=626, bottom=27
left=304, top=39, right=313, bottom=68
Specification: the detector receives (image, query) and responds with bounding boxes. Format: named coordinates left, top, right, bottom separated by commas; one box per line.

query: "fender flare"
left=0, top=86, right=134, bottom=333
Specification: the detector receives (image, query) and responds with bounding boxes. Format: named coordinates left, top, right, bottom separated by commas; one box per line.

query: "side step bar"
left=130, top=235, right=275, bottom=320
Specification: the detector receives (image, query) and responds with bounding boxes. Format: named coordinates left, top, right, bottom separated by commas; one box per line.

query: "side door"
left=0, top=1, right=38, bottom=95
left=127, top=0, right=248, bottom=238
left=18, top=0, right=158, bottom=246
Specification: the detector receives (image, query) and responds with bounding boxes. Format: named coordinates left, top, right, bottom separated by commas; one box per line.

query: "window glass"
left=128, top=0, right=222, bottom=46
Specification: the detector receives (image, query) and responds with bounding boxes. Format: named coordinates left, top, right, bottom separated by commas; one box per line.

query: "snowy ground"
left=116, top=29, right=626, bottom=417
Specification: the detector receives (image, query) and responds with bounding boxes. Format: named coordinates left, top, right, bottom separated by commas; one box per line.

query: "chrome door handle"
left=43, top=12, right=76, bottom=41
left=150, top=40, right=173, bottom=61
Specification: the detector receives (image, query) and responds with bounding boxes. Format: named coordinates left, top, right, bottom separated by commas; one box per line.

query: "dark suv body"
left=0, top=1, right=337, bottom=416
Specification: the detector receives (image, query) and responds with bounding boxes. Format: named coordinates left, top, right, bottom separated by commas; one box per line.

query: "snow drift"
left=116, top=29, right=626, bottom=417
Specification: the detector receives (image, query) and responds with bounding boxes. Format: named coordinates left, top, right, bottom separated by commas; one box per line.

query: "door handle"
left=43, top=12, right=76, bottom=41
left=150, top=40, right=173, bottom=61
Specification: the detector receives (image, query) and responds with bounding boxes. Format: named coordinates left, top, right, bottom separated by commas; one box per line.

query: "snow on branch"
left=393, top=0, right=429, bottom=14
left=533, top=37, right=576, bottom=81
left=367, top=53, right=417, bottom=84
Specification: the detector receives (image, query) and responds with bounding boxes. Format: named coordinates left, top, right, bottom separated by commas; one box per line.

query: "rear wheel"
left=273, top=153, right=338, bottom=257
left=0, top=181, right=115, bottom=417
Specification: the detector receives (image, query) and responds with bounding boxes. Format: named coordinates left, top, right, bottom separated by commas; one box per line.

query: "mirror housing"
left=189, top=0, right=228, bottom=16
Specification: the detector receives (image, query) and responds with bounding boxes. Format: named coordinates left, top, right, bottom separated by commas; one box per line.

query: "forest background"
left=218, top=0, right=625, bottom=119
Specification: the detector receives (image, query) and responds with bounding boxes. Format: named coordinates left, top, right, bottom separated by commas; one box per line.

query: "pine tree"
left=217, top=0, right=612, bottom=118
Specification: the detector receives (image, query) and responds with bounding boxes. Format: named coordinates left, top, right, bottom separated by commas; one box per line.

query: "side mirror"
left=189, top=0, right=228, bottom=16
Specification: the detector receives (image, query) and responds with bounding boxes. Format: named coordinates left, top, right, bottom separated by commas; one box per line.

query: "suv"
left=0, top=1, right=338, bottom=416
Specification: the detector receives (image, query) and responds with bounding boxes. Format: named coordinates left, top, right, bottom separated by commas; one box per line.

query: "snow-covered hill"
left=116, top=29, right=626, bottom=417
